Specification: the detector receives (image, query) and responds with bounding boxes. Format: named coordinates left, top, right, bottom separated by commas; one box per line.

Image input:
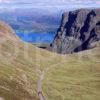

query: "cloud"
left=0, top=0, right=1, bottom=2
left=0, top=0, right=99, bottom=9
left=0, top=0, right=99, bottom=3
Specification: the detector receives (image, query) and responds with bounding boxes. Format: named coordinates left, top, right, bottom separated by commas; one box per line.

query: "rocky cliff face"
left=51, top=9, right=100, bottom=54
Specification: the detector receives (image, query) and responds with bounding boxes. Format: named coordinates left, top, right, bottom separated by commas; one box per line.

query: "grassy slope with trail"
left=0, top=21, right=100, bottom=100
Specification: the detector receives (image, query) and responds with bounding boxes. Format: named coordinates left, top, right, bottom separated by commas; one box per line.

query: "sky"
left=0, top=0, right=99, bottom=4
left=0, top=0, right=100, bottom=10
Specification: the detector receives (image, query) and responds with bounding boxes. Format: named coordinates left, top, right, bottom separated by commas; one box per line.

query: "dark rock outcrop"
left=51, top=9, right=100, bottom=54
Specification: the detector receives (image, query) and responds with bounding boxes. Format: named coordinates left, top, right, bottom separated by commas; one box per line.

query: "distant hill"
left=51, top=9, right=100, bottom=54
left=0, top=10, right=60, bottom=33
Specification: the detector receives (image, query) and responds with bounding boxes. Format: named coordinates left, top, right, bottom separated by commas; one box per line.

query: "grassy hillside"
left=0, top=21, right=100, bottom=100
left=43, top=47, right=100, bottom=100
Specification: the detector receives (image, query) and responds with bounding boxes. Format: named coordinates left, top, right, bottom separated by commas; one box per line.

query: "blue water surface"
left=16, top=32, right=56, bottom=43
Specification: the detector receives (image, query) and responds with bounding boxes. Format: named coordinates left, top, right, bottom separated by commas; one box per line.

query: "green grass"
left=42, top=49, right=100, bottom=100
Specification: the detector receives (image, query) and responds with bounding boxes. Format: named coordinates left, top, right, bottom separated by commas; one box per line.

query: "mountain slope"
left=0, top=21, right=100, bottom=100
left=0, top=21, right=38, bottom=100
left=0, top=21, right=58, bottom=100
left=43, top=46, right=100, bottom=100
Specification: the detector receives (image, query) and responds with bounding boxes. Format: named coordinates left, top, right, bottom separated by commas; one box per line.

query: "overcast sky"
left=0, top=0, right=99, bottom=4
left=0, top=0, right=100, bottom=9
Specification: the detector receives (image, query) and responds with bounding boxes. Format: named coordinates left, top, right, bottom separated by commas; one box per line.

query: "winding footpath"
left=36, top=51, right=67, bottom=100
left=37, top=71, right=45, bottom=100
left=36, top=60, right=67, bottom=100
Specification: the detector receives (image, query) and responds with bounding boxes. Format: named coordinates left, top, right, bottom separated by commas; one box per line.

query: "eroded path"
left=36, top=61, right=67, bottom=100
left=37, top=71, right=45, bottom=100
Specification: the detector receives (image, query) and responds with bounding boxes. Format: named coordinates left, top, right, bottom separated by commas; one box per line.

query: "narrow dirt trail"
left=37, top=71, right=45, bottom=100
left=36, top=60, right=67, bottom=100
left=35, top=47, right=67, bottom=100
